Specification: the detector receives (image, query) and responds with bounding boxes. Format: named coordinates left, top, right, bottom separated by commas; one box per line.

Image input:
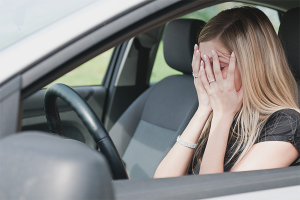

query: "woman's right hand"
left=192, top=44, right=212, bottom=114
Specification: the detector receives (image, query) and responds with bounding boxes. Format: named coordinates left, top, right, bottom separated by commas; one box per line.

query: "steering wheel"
left=44, top=83, right=128, bottom=180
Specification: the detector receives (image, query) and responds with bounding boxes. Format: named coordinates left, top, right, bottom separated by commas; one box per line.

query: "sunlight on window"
left=45, top=48, right=113, bottom=88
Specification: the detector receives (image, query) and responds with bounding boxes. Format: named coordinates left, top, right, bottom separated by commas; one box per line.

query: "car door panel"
left=113, top=166, right=300, bottom=200
left=22, top=86, right=106, bottom=148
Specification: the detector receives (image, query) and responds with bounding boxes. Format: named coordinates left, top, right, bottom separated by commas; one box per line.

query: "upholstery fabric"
left=142, top=75, right=197, bottom=130
left=109, top=19, right=205, bottom=179
left=163, top=19, right=206, bottom=74
left=122, top=120, right=177, bottom=179
left=278, top=7, right=300, bottom=80
left=122, top=75, right=198, bottom=179
left=109, top=86, right=154, bottom=157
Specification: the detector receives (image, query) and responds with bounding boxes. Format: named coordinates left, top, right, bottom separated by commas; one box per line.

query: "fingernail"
left=196, top=50, right=199, bottom=57
left=200, top=66, right=203, bottom=72
left=211, top=50, right=216, bottom=56
left=200, top=60, right=203, bottom=67
left=194, top=44, right=197, bottom=50
left=204, top=55, right=207, bottom=61
left=231, top=51, right=235, bottom=57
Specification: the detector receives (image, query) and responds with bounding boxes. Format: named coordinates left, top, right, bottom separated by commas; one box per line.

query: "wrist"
left=209, top=113, right=234, bottom=137
left=180, top=108, right=211, bottom=144
left=212, top=111, right=235, bottom=121
left=196, top=107, right=212, bottom=117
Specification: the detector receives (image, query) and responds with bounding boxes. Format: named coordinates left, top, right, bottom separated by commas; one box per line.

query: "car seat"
left=109, top=19, right=206, bottom=179
left=278, top=7, right=300, bottom=87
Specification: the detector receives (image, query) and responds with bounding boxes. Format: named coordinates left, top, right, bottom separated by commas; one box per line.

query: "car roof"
left=0, top=0, right=298, bottom=86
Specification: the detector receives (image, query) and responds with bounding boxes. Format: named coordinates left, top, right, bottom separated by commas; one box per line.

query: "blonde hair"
left=193, top=6, right=299, bottom=172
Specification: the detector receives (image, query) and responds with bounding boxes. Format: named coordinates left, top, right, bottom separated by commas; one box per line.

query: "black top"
left=192, top=109, right=300, bottom=174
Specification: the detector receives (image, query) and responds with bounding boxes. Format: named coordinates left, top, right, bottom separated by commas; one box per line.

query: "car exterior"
left=0, top=0, right=299, bottom=199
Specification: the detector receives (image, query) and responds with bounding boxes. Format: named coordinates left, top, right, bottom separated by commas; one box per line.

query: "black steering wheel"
left=44, top=83, right=128, bottom=180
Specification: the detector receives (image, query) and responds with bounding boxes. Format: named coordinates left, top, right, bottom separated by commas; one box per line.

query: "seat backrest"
left=278, top=7, right=300, bottom=82
left=275, top=7, right=300, bottom=167
left=109, top=19, right=206, bottom=179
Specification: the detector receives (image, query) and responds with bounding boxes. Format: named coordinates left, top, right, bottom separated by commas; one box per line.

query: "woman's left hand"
left=199, top=50, right=243, bottom=118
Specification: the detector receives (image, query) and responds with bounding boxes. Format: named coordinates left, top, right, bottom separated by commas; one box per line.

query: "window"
left=46, top=48, right=113, bottom=87
left=181, top=2, right=280, bottom=32
left=149, top=2, right=280, bottom=84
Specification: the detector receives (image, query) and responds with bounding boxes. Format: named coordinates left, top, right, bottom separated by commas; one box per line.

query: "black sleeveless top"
left=191, top=109, right=300, bottom=174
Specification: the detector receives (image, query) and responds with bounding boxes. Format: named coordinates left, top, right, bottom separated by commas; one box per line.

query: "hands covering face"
left=192, top=45, right=212, bottom=113
left=192, top=44, right=243, bottom=117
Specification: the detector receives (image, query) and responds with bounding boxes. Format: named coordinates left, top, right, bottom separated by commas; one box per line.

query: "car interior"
left=2, top=0, right=297, bottom=199
left=20, top=1, right=300, bottom=180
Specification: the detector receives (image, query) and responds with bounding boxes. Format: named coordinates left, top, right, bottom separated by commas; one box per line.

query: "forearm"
left=154, top=109, right=210, bottom=178
left=199, top=113, right=234, bottom=174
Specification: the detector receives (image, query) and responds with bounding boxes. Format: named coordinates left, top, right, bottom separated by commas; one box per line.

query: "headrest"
left=278, top=7, right=300, bottom=81
left=163, top=19, right=206, bottom=74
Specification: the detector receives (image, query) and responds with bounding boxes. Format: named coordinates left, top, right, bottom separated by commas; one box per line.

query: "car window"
left=182, top=2, right=280, bottom=32
left=45, top=48, right=113, bottom=87
left=149, top=2, right=280, bottom=84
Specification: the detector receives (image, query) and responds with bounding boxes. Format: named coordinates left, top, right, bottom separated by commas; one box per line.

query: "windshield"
left=0, top=0, right=99, bottom=51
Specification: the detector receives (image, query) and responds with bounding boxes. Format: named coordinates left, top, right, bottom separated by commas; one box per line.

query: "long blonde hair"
left=193, top=6, right=299, bottom=171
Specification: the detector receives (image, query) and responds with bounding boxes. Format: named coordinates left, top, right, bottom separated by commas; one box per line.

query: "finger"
left=227, top=52, right=236, bottom=89
left=191, top=44, right=199, bottom=72
left=193, top=50, right=201, bottom=77
left=194, top=73, right=206, bottom=93
left=211, top=50, right=223, bottom=83
left=203, top=54, right=215, bottom=83
left=195, top=60, right=206, bottom=90
left=199, top=60, right=211, bottom=92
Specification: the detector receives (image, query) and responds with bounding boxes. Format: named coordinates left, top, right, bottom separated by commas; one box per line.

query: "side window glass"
left=255, top=5, right=280, bottom=33
left=46, top=48, right=114, bottom=87
left=182, top=2, right=280, bottom=32
left=149, top=3, right=280, bottom=84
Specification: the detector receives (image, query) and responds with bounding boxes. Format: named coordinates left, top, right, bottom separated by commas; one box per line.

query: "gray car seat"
left=109, top=19, right=206, bottom=179
left=278, top=7, right=300, bottom=85
left=277, top=7, right=300, bottom=166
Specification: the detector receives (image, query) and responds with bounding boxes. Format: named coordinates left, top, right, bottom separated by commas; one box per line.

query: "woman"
left=154, top=6, right=300, bottom=178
